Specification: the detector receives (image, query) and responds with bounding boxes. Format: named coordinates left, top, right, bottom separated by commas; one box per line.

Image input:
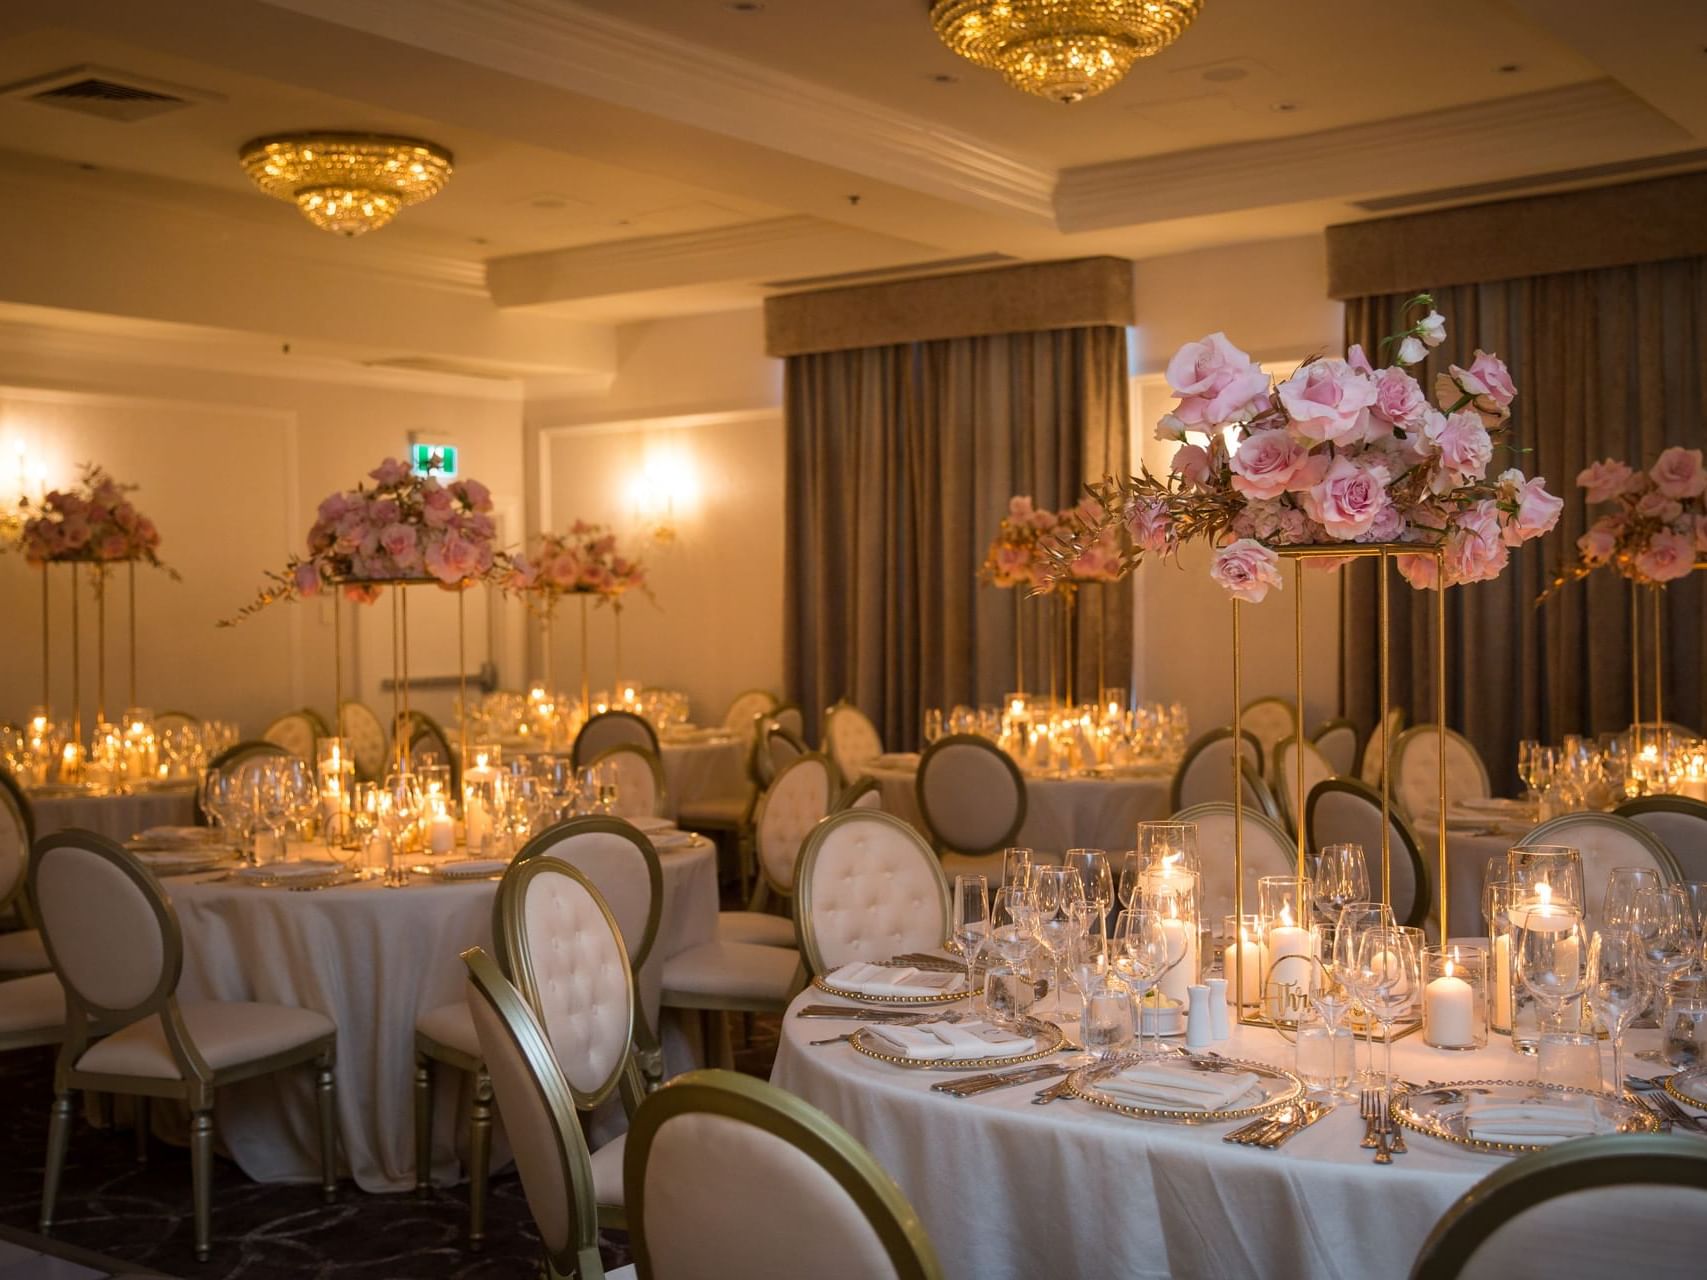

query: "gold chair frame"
left=793, top=809, right=951, bottom=978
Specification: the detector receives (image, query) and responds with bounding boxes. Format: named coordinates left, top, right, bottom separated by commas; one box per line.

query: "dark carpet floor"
left=0, top=1016, right=780, bottom=1279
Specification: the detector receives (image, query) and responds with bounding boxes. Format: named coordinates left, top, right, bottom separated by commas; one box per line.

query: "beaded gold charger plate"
left=1662, top=1066, right=1707, bottom=1111
left=1068, top=1055, right=1302, bottom=1124
left=849, top=1016, right=1065, bottom=1070
left=811, top=975, right=969, bottom=1006
left=1390, top=1079, right=1659, bottom=1156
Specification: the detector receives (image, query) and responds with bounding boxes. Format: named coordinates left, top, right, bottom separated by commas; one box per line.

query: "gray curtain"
left=1340, top=259, right=1707, bottom=793
left=785, top=325, right=1131, bottom=748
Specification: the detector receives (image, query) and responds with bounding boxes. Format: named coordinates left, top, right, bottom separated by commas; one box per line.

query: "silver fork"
left=1358, top=1089, right=1380, bottom=1150
left=1627, top=1079, right=1705, bottom=1133
left=808, top=1011, right=969, bottom=1046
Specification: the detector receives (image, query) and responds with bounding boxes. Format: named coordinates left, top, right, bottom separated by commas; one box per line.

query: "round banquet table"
left=29, top=786, right=198, bottom=842
left=657, top=732, right=749, bottom=818
left=865, top=763, right=1172, bottom=854
left=161, top=837, right=719, bottom=1192
left=772, top=987, right=1652, bottom=1280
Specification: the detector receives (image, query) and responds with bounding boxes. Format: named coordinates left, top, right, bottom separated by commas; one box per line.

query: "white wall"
left=0, top=333, right=527, bottom=736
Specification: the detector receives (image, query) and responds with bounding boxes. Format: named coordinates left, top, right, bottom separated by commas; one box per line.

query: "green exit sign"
left=411, top=443, right=458, bottom=478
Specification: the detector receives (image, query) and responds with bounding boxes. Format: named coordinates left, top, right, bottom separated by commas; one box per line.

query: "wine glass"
left=1337, top=900, right=1397, bottom=1083
left=1605, top=866, right=1663, bottom=932
left=1586, top=930, right=1650, bottom=1093
left=1065, top=849, right=1113, bottom=944
left=1517, top=739, right=1541, bottom=799
left=382, top=770, right=423, bottom=887
left=1352, top=926, right=1420, bottom=1097
left=1631, top=884, right=1695, bottom=988
left=199, top=766, right=239, bottom=845
left=1113, top=907, right=1171, bottom=1060
left=1033, top=867, right=1086, bottom=1020
left=922, top=708, right=944, bottom=745
left=1307, top=924, right=1357, bottom=1100
left=1311, top=843, right=1369, bottom=925
left=952, top=874, right=991, bottom=998
left=1001, top=846, right=1034, bottom=889
left=280, top=758, right=319, bottom=844
left=1514, top=902, right=1589, bottom=1082
left=250, top=759, right=291, bottom=861
left=1680, top=881, right=1707, bottom=961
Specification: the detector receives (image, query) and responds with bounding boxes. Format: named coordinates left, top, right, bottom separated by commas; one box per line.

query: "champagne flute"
left=1311, top=843, right=1369, bottom=925
left=1352, top=926, right=1419, bottom=1098
left=1586, top=930, right=1650, bottom=1093
left=1001, top=846, right=1034, bottom=889
left=952, top=874, right=991, bottom=998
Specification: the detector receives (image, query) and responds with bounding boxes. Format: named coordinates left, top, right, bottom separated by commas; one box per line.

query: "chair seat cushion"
left=661, top=942, right=799, bottom=1004
left=76, top=1001, right=334, bottom=1080
left=715, top=912, right=797, bottom=949
left=415, top=1000, right=479, bottom=1058
left=0, top=972, right=65, bottom=1035
left=676, top=796, right=750, bottom=828
left=0, top=929, right=48, bottom=974
left=590, top=1132, right=626, bottom=1208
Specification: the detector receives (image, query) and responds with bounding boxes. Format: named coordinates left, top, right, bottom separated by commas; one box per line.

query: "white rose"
left=1418, top=311, right=1447, bottom=348
left=1397, top=336, right=1428, bottom=365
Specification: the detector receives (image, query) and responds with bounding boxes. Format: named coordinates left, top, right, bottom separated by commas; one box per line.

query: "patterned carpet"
left=0, top=1019, right=779, bottom=1279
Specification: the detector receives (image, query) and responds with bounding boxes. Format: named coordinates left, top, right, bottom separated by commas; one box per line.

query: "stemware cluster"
left=920, top=700, right=1189, bottom=775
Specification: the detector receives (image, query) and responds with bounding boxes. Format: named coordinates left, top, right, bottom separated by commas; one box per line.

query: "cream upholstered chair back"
left=768, top=703, right=806, bottom=741
left=1311, top=719, right=1359, bottom=776
left=1171, top=802, right=1298, bottom=924
left=1305, top=778, right=1432, bottom=930
left=1615, top=797, right=1707, bottom=881
left=496, top=857, right=635, bottom=1107
left=824, top=702, right=884, bottom=781
left=724, top=689, right=778, bottom=739
left=262, top=710, right=321, bottom=760
left=625, top=1069, right=942, bottom=1280
left=914, top=734, right=1026, bottom=857
left=339, top=700, right=389, bottom=782
left=755, top=754, right=834, bottom=897
left=835, top=776, right=884, bottom=812
left=1271, top=735, right=1338, bottom=832
left=574, top=710, right=660, bottom=769
left=766, top=726, right=808, bottom=779
left=1359, top=706, right=1406, bottom=787
left=513, top=817, right=663, bottom=973
left=462, top=946, right=608, bottom=1280
left=1239, top=697, right=1296, bottom=773
left=1410, top=1134, right=1707, bottom=1280
left=0, top=769, right=33, bottom=918
left=795, top=810, right=951, bottom=975
left=1389, top=725, right=1490, bottom=821
left=589, top=744, right=668, bottom=820
left=1519, top=813, right=1681, bottom=932
left=1170, top=728, right=1261, bottom=813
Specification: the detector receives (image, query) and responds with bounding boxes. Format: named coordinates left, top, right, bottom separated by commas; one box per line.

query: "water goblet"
left=1113, top=907, right=1170, bottom=1059
left=1065, top=848, right=1113, bottom=943
left=1337, top=900, right=1396, bottom=1082
left=1311, top=843, right=1369, bottom=925
left=1352, top=926, right=1419, bottom=1098
left=1586, top=929, right=1650, bottom=1093
left=1514, top=902, right=1589, bottom=1082
left=1033, top=867, right=1086, bottom=1021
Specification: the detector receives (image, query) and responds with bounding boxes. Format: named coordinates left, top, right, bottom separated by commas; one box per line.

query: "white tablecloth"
left=866, top=765, right=1172, bottom=854
left=773, top=989, right=1646, bottom=1280
left=658, top=735, right=748, bottom=818
left=163, top=838, right=719, bottom=1192
left=30, top=787, right=198, bottom=842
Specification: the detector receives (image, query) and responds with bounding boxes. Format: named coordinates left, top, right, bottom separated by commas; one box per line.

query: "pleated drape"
left=1340, top=260, right=1707, bottom=793
left=785, top=326, right=1130, bottom=747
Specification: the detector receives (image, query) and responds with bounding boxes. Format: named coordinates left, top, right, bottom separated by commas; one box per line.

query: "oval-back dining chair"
left=1169, top=728, right=1262, bottom=814
left=1388, top=724, right=1490, bottom=822
left=0, top=768, right=46, bottom=976
left=794, top=810, right=951, bottom=976
left=723, top=689, right=778, bottom=739
left=1518, top=813, right=1680, bottom=932
left=1270, top=735, right=1339, bottom=834
left=1614, top=795, right=1707, bottom=881
left=1360, top=706, right=1406, bottom=787
left=714, top=754, right=832, bottom=951
left=1305, top=778, right=1433, bottom=931
left=338, top=700, right=389, bottom=783
left=574, top=710, right=660, bottom=770
left=914, top=734, right=1026, bottom=865
left=589, top=744, right=669, bottom=821
left=1311, top=718, right=1359, bottom=777
left=1238, top=697, right=1295, bottom=774
left=823, top=701, right=884, bottom=782
left=262, top=708, right=325, bottom=761
left=1170, top=801, right=1299, bottom=924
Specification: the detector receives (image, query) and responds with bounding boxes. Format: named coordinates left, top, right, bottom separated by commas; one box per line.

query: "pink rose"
left=421, top=487, right=455, bottom=527
left=1126, top=497, right=1172, bottom=555
left=1396, top=552, right=1440, bottom=590
left=1634, top=530, right=1696, bottom=583
left=379, top=522, right=418, bottom=560
left=1300, top=456, right=1392, bottom=540
left=1070, top=536, right=1122, bottom=581
left=1443, top=501, right=1509, bottom=585
left=293, top=561, right=323, bottom=597
left=1358, top=500, right=1405, bottom=544
left=546, top=552, right=581, bottom=588
left=1008, top=495, right=1036, bottom=522
left=1649, top=446, right=1707, bottom=501
left=1635, top=490, right=1684, bottom=523
left=1578, top=522, right=1618, bottom=566
left=112, top=502, right=137, bottom=531
left=1443, top=350, right=1517, bottom=423
left=992, top=544, right=1032, bottom=586
left=343, top=583, right=381, bottom=605
left=1170, top=443, right=1215, bottom=490
left=1369, top=367, right=1430, bottom=433
left=1166, top=333, right=1270, bottom=427
left=1228, top=429, right=1310, bottom=501
left=1347, top=343, right=1374, bottom=375
left=1210, top=538, right=1283, bottom=603
left=1423, top=409, right=1492, bottom=492
left=59, top=514, right=90, bottom=549
left=368, top=457, right=412, bottom=487
left=1577, top=459, right=1635, bottom=504
left=424, top=530, right=480, bottom=584
left=455, top=478, right=493, bottom=511
left=1496, top=470, right=1563, bottom=546
left=1278, top=359, right=1378, bottom=444
left=1029, top=509, right=1058, bottom=531
left=97, top=532, right=129, bottom=560
left=133, top=517, right=158, bottom=548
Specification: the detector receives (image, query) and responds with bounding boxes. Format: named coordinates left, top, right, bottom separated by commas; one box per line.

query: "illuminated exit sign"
left=410, top=443, right=458, bottom=478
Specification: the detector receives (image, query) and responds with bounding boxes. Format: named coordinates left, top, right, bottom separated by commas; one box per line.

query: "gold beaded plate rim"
left=849, top=1016, right=1065, bottom=1070
left=811, top=975, right=969, bottom=1005
left=1391, top=1079, right=1660, bottom=1156
left=1662, top=1066, right=1707, bottom=1111
left=1068, top=1055, right=1303, bottom=1124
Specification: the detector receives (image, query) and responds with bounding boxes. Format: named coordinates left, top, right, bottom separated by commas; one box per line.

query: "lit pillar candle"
left=1425, top=956, right=1475, bottom=1048
left=1157, top=897, right=1198, bottom=1006
left=428, top=809, right=455, bottom=855
left=1224, top=926, right=1267, bottom=1006
left=1493, top=932, right=1513, bottom=1029
left=1266, top=904, right=1315, bottom=993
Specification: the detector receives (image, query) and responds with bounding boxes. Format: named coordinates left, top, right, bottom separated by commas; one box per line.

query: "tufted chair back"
left=1171, top=801, right=1298, bottom=924
left=263, top=710, right=321, bottom=761
left=1305, top=778, right=1432, bottom=930
left=1360, top=706, right=1406, bottom=787
left=1239, top=697, right=1296, bottom=774
left=1170, top=728, right=1262, bottom=813
left=625, top=1070, right=943, bottom=1280
left=1270, top=735, right=1338, bottom=833
left=724, top=689, right=778, bottom=739
left=766, top=726, right=808, bottom=779
left=1312, top=719, right=1359, bottom=776
left=1616, top=797, right=1707, bottom=881
left=512, top=818, right=662, bottom=973
left=824, top=702, right=884, bottom=781
left=794, top=810, right=950, bottom=976
left=1519, top=814, right=1680, bottom=933
left=0, top=768, right=33, bottom=918
left=463, top=946, right=607, bottom=1280
left=914, top=735, right=1026, bottom=856
left=837, top=776, right=884, bottom=811
left=573, top=710, right=660, bottom=769
left=755, top=754, right=834, bottom=897
left=498, top=856, right=635, bottom=1108
left=588, top=744, right=667, bottom=820
left=1389, top=725, right=1489, bottom=821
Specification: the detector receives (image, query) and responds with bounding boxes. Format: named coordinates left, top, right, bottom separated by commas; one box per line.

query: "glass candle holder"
left=1148, top=883, right=1200, bottom=1008
left=1258, top=875, right=1315, bottom=1020
left=316, top=737, right=354, bottom=847
left=1508, top=844, right=1584, bottom=913
left=1423, top=944, right=1487, bottom=1050
left=1487, top=882, right=1518, bottom=1036
left=1221, top=914, right=1266, bottom=1008
left=462, top=754, right=505, bottom=856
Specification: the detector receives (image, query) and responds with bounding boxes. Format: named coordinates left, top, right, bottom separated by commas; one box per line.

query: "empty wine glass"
left=1338, top=900, right=1397, bottom=1083
left=1114, top=907, right=1171, bottom=1060
left=952, top=874, right=991, bottom=997
left=1681, top=882, right=1707, bottom=959
left=1605, top=866, right=1663, bottom=932
left=1311, top=843, right=1369, bottom=924
left=1065, top=849, right=1113, bottom=945
left=1307, top=923, right=1356, bottom=1098
left=1631, top=884, right=1694, bottom=988
left=1586, top=930, right=1650, bottom=1093
left=1514, top=901, right=1589, bottom=1082
left=1034, top=867, right=1087, bottom=1021
left=1352, top=926, right=1419, bottom=1097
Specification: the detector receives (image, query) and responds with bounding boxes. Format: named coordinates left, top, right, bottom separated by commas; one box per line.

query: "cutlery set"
left=931, top=1062, right=1072, bottom=1098
left=1625, top=1075, right=1707, bottom=1135
left=1222, top=1101, right=1328, bottom=1150
left=1360, top=1088, right=1406, bottom=1164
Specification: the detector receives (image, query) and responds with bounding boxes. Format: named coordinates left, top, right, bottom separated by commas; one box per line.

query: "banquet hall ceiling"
left=0, top=0, right=1702, bottom=376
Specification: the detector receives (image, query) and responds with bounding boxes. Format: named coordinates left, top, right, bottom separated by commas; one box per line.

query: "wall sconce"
left=629, top=447, right=698, bottom=546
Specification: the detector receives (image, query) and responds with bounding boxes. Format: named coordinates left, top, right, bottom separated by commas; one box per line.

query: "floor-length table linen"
left=164, top=839, right=718, bottom=1192
left=31, top=788, right=197, bottom=841
left=771, top=988, right=1623, bottom=1280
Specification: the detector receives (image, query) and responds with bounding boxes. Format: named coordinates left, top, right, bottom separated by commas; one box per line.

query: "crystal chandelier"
left=931, top=1, right=1204, bottom=104
left=238, top=133, right=454, bottom=237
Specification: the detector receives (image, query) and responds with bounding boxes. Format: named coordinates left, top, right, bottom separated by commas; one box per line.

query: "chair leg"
left=189, top=1109, right=213, bottom=1263
left=316, top=1059, right=338, bottom=1204
left=468, top=1068, right=493, bottom=1252
left=134, top=1096, right=150, bottom=1165
left=39, top=1090, right=73, bottom=1235
left=413, top=1051, right=433, bottom=1197
left=703, top=1010, right=733, bottom=1070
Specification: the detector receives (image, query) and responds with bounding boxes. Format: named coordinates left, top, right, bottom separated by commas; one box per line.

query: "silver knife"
left=934, top=1063, right=1068, bottom=1097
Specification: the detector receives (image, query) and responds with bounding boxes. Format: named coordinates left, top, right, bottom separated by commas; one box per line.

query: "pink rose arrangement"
left=498, top=521, right=647, bottom=610
left=14, top=464, right=169, bottom=571
left=981, top=495, right=1121, bottom=592
left=224, top=458, right=495, bottom=623
left=1539, top=447, right=1707, bottom=598
left=1043, top=296, right=1560, bottom=603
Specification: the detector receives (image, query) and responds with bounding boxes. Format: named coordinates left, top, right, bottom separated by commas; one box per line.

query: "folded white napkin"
left=867, top=1019, right=1036, bottom=1060
left=825, top=962, right=964, bottom=998
left=434, top=858, right=509, bottom=879
left=1096, top=1063, right=1262, bottom=1111
left=131, top=847, right=230, bottom=868
left=651, top=831, right=698, bottom=852
left=132, top=826, right=222, bottom=849
left=236, top=860, right=343, bottom=882
left=1463, top=1095, right=1600, bottom=1145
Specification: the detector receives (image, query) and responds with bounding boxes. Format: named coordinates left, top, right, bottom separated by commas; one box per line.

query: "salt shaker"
left=1186, top=984, right=1213, bottom=1049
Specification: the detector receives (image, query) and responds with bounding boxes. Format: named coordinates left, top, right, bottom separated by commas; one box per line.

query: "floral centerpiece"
left=982, top=495, right=1121, bottom=591
left=498, top=520, right=648, bottom=610
left=224, top=457, right=496, bottom=622
left=1043, top=295, right=1561, bottom=601
left=1538, top=448, right=1707, bottom=598
left=14, top=464, right=170, bottom=572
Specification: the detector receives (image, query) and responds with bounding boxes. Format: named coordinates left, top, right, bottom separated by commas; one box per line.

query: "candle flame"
left=1279, top=903, right=1295, bottom=929
left=1537, top=882, right=1552, bottom=907
left=1444, top=958, right=1455, bottom=978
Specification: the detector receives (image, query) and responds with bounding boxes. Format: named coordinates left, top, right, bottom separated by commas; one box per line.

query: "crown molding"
left=1055, top=80, right=1691, bottom=232
left=259, top=0, right=1056, bottom=225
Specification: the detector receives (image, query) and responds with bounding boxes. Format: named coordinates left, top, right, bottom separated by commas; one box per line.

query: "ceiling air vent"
left=2, top=66, right=212, bottom=122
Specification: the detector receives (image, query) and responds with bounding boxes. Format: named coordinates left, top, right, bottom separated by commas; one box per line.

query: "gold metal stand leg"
left=1652, top=584, right=1663, bottom=728
left=413, top=1053, right=433, bottom=1197
left=127, top=560, right=137, bottom=710
left=69, top=564, right=81, bottom=775
left=1377, top=551, right=1391, bottom=909
left=40, top=566, right=50, bottom=714
left=1293, top=562, right=1306, bottom=867
left=1436, top=565, right=1448, bottom=938
left=579, top=595, right=591, bottom=719
left=96, top=570, right=106, bottom=726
